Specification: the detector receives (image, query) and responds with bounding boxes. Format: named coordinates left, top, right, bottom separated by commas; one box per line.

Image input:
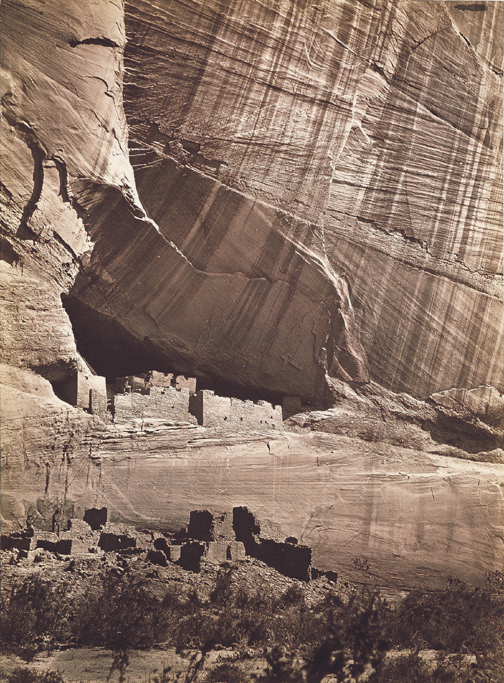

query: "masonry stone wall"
left=113, top=386, right=197, bottom=424
left=233, top=506, right=312, bottom=581
left=191, top=390, right=283, bottom=429
left=149, top=371, right=173, bottom=388
left=174, top=375, right=197, bottom=392
left=55, top=371, right=107, bottom=417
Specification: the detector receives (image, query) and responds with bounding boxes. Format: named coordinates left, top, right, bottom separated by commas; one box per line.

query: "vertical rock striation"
left=1, top=0, right=503, bottom=587
left=118, top=0, right=503, bottom=399
left=2, top=0, right=502, bottom=402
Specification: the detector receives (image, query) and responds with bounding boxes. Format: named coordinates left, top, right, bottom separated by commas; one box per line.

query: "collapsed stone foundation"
left=1, top=506, right=332, bottom=583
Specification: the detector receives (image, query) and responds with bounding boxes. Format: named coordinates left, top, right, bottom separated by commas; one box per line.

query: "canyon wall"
left=118, top=0, right=503, bottom=398
left=1, top=0, right=503, bottom=588
left=4, top=415, right=504, bottom=590
left=2, top=0, right=502, bottom=403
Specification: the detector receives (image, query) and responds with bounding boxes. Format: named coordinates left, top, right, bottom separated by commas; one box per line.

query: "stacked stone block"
left=55, top=370, right=107, bottom=418
left=113, top=386, right=198, bottom=424
left=190, top=390, right=282, bottom=429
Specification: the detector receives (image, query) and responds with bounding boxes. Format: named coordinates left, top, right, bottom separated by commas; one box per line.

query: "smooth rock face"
left=4, top=416, right=503, bottom=590
left=0, top=0, right=138, bottom=382
left=1, top=0, right=502, bottom=401
left=120, top=0, right=503, bottom=398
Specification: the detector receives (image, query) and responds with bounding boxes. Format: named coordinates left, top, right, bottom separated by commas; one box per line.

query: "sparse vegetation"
left=1, top=564, right=503, bottom=682
left=5, top=670, right=65, bottom=683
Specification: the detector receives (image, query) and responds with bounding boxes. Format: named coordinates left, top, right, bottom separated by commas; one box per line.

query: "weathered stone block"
left=212, top=511, right=234, bottom=540
left=233, top=506, right=260, bottom=550
left=89, top=387, right=107, bottom=418
left=113, top=385, right=196, bottom=424
left=153, top=536, right=171, bottom=554
left=191, top=390, right=282, bottom=429
left=1, top=532, right=34, bottom=552
left=54, top=370, right=107, bottom=415
left=167, top=544, right=182, bottom=562
left=205, top=541, right=229, bottom=563
left=153, top=537, right=182, bottom=562
left=175, top=375, right=197, bottom=392
left=150, top=371, right=173, bottom=388
left=129, top=375, right=148, bottom=392
left=83, top=507, right=108, bottom=530
left=227, top=541, right=246, bottom=561
left=98, top=532, right=136, bottom=552
left=36, top=538, right=73, bottom=555
left=179, top=541, right=206, bottom=571
left=188, top=509, right=215, bottom=541
left=259, top=538, right=312, bottom=581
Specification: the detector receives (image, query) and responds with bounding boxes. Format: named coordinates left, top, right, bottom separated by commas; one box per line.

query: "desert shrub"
left=209, top=569, right=234, bottom=605
left=386, top=579, right=504, bottom=654
left=375, top=653, right=435, bottom=683
left=71, top=572, right=171, bottom=649
left=5, top=669, right=65, bottom=683
left=0, top=575, right=72, bottom=658
left=3, top=564, right=502, bottom=683
left=303, top=591, right=388, bottom=683
left=203, top=662, right=244, bottom=682
left=256, top=646, right=305, bottom=683
left=279, top=584, right=306, bottom=607
left=0, top=570, right=177, bottom=654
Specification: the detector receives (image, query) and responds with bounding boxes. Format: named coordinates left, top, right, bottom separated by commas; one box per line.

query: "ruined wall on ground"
left=4, top=422, right=503, bottom=590
left=1, top=0, right=503, bottom=590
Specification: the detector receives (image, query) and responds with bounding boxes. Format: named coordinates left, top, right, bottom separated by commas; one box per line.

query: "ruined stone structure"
left=190, top=390, right=283, bottom=430
left=1, top=0, right=503, bottom=594
left=83, top=507, right=107, bottom=530
left=111, top=371, right=201, bottom=423
left=111, top=373, right=283, bottom=429
left=54, top=369, right=107, bottom=418
left=112, top=385, right=198, bottom=424
left=233, top=506, right=313, bottom=581
left=115, top=375, right=149, bottom=394
left=115, top=372, right=197, bottom=394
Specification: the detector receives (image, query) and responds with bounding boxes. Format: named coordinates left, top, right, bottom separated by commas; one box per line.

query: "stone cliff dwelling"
left=2, top=505, right=323, bottom=583
left=1, top=0, right=503, bottom=633
left=54, top=367, right=295, bottom=429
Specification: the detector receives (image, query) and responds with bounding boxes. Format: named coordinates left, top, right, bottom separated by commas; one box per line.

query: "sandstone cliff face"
left=1, top=0, right=503, bottom=588
left=4, top=412, right=504, bottom=590
left=119, top=0, right=503, bottom=398
left=1, top=0, right=502, bottom=401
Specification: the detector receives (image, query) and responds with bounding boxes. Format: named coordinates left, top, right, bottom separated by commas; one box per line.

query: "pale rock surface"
left=1, top=0, right=503, bottom=589
left=2, top=0, right=500, bottom=402
left=2, top=414, right=503, bottom=590
left=119, top=0, right=503, bottom=398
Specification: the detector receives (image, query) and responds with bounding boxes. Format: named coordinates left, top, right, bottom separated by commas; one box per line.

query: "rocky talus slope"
left=1, top=0, right=503, bottom=589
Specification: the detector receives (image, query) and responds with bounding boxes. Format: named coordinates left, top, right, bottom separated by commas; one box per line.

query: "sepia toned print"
left=1, top=0, right=503, bottom=681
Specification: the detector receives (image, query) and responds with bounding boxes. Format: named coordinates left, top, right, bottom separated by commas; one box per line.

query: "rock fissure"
left=69, top=37, right=121, bottom=49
